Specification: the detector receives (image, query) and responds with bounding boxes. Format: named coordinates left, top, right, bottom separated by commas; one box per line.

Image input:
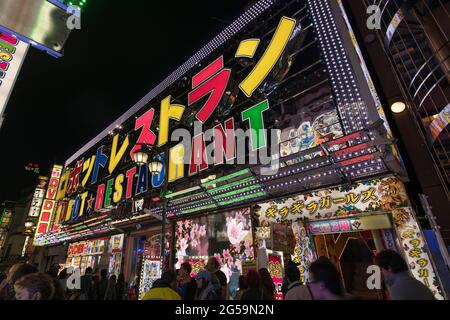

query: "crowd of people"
left=0, top=263, right=128, bottom=300
left=0, top=250, right=436, bottom=300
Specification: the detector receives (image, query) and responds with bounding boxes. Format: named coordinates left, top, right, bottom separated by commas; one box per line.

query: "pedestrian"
left=57, top=268, right=69, bottom=298
left=103, top=274, right=117, bottom=300
left=241, top=270, right=272, bottom=300
left=0, top=263, right=38, bottom=300
left=376, top=249, right=435, bottom=300
left=205, top=257, right=228, bottom=299
left=142, top=270, right=181, bottom=300
left=14, top=273, right=54, bottom=300
left=308, top=258, right=348, bottom=300
left=235, top=275, right=248, bottom=300
left=95, top=269, right=110, bottom=300
left=80, top=267, right=94, bottom=300
left=258, top=268, right=275, bottom=300
left=116, top=273, right=127, bottom=300
left=195, top=270, right=221, bottom=300
left=283, top=262, right=312, bottom=300
left=178, top=262, right=197, bottom=300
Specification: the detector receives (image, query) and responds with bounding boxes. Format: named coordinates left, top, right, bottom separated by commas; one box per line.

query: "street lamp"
left=132, top=147, right=149, bottom=165
left=149, top=160, right=163, bottom=175
left=131, top=144, right=168, bottom=270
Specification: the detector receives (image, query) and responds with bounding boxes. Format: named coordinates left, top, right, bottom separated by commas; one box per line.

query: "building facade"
left=30, top=0, right=448, bottom=300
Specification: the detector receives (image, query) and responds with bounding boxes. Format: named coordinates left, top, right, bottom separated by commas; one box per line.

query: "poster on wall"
left=392, top=207, right=444, bottom=300
left=267, top=250, right=284, bottom=300
left=256, top=176, right=409, bottom=223
left=139, top=257, right=162, bottom=299
left=291, top=222, right=316, bottom=283
left=174, top=208, right=254, bottom=284
left=0, top=32, right=29, bottom=126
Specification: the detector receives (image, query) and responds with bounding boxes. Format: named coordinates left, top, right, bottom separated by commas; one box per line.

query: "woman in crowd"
left=241, top=270, right=272, bottom=300
left=178, top=262, right=197, bottom=300
left=0, top=263, right=38, bottom=300
left=14, top=273, right=55, bottom=300
left=259, top=268, right=275, bottom=300
left=235, top=275, right=248, bottom=300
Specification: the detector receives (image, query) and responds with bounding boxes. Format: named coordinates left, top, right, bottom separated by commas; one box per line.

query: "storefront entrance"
left=313, top=231, right=384, bottom=300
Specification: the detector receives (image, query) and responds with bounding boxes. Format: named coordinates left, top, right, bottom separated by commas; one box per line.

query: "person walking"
left=103, top=274, right=117, bottom=300
left=142, top=270, right=181, bottom=300
left=178, top=262, right=197, bottom=300
left=0, top=263, right=38, bottom=300
left=14, top=273, right=54, bottom=300
left=376, top=249, right=435, bottom=300
left=235, top=275, right=248, bottom=300
left=195, top=270, right=221, bottom=300
left=57, top=268, right=69, bottom=298
left=95, top=269, right=110, bottom=300
left=258, top=268, right=275, bottom=300
left=241, top=270, right=272, bottom=300
left=205, top=257, right=227, bottom=299
left=283, top=263, right=312, bottom=300
left=116, top=273, right=127, bottom=300
left=80, top=267, right=94, bottom=300
left=307, top=258, right=349, bottom=300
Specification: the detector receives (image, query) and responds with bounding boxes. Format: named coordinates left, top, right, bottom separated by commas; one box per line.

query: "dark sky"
left=0, top=0, right=248, bottom=201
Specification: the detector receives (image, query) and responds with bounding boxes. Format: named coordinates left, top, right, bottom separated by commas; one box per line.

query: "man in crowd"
left=142, top=270, right=181, bottom=300
left=205, top=257, right=227, bottom=299
left=376, top=249, right=435, bottom=300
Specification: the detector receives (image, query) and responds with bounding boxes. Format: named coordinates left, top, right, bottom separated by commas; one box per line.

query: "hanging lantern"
left=149, top=160, right=163, bottom=175
left=133, top=147, right=149, bottom=165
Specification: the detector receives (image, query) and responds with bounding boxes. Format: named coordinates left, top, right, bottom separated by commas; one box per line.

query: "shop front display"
left=66, top=235, right=124, bottom=276
left=108, top=234, right=124, bottom=277
left=255, top=175, right=445, bottom=300
left=174, top=208, right=255, bottom=299
left=139, top=256, right=162, bottom=299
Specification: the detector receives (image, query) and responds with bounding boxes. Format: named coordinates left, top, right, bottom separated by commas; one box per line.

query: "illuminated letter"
left=113, top=174, right=124, bottom=203
left=130, top=108, right=156, bottom=160
left=79, top=191, right=88, bottom=217
left=151, top=153, right=165, bottom=188
left=242, top=99, right=270, bottom=151
left=239, top=17, right=296, bottom=97
left=169, top=145, right=184, bottom=182
left=109, top=134, right=129, bottom=174
left=135, top=164, right=148, bottom=195
left=95, top=184, right=105, bottom=211
left=189, top=133, right=208, bottom=175
left=104, top=178, right=114, bottom=208
left=81, top=155, right=96, bottom=187
left=125, top=167, right=137, bottom=199
left=214, top=118, right=235, bottom=165
left=91, top=146, right=108, bottom=184
left=158, top=96, right=185, bottom=147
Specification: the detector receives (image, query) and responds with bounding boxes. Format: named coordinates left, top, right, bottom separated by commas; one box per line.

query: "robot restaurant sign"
left=57, top=17, right=318, bottom=224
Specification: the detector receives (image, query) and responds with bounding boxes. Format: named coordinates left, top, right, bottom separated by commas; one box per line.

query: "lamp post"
left=132, top=144, right=168, bottom=270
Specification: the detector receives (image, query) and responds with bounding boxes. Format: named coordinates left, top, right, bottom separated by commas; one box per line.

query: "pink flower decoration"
left=178, top=238, right=188, bottom=256
left=226, top=218, right=247, bottom=246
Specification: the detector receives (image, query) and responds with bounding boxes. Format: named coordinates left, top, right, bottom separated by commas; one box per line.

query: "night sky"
left=0, top=0, right=248, bottom=201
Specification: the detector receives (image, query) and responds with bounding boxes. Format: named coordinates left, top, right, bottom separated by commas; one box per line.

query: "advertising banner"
left=267, top=250, right=284, bottom=300
left=257, top=176, right=409, bottom=223
left=393, top=207, right=445, bottom=300
left=0, top=32, right=28, bottom=126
